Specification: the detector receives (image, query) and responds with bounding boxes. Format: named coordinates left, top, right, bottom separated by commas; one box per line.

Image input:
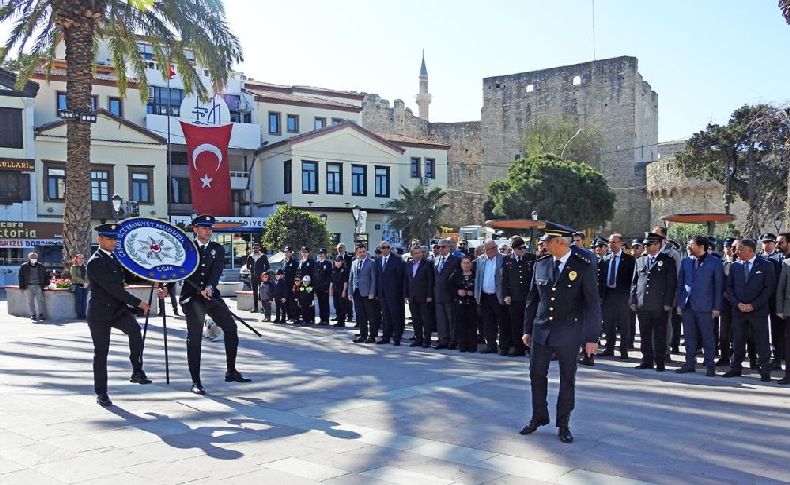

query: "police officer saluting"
left=521, top=222, right=601, bottom=443
left=87, top=223, right=155, bottom=407
left=169, top=215, right=251, bottom=395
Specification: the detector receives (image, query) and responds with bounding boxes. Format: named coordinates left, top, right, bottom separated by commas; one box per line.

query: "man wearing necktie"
left=348, top=244, right=379, bottom=343
left=503, top=237, right=536, bottom=357
left=86, top=223, right=155, bottom=407
left=630, top=232, right=677, bottom=371
left=174, top=215, right=251, bottom=395
left=598, top=234, right=636, bottom=359
left=722, top=239, right=776, bottom=381
left=433, top=239, right=461, bottom=350
left=375, top=241, right=405, bottom=345
left=521, top=222, right=601, bottom=444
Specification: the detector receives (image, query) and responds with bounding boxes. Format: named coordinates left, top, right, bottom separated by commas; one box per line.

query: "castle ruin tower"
left=415, top=50, right=431, bottom=121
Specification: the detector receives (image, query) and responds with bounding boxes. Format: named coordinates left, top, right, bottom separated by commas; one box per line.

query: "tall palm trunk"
left=55, top=1, right=103, bottom=264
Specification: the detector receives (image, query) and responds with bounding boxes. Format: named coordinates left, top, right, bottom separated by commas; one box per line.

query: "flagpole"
left=166, top=66, right=172, bottom=221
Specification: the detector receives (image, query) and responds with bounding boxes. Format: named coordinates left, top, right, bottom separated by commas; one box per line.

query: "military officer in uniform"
left=86, top=223, right=154, bottom=407
left=502, top=237, right=535, bottom=356
left=173, top=215, right=251, bottom=395
left=521, top=222, right=601, bottom=443
left=630, top=232, right=677, bottom=371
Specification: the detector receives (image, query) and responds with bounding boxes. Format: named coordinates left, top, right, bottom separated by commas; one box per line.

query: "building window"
left=137, top=42, right=154, bottom=60
left=45, top=164, right=66, bottom=201
left=287, top=114, right=299, bottom=133
left=526, top=83, right=535, bottom=93
left=129, top=168, right=153, bottom=204
left=57, top=92, right=97, bottom=114
left=314, top=117, right=326, bottom=130
left=425, top=158, right=435, bottom=179
left=374, top=166, right=390, bottom=198
left=331, top=117, right=343, bottom=126
left=283, top=159, right=292, bottom=194
left=351, top=164, right=366, bottom=196
left=572, top=75, right=582, bottom=86
left=146, top=86, right=183, bottom=116
left=108, top=97, right=123, bottom=117
left=410, top=157, right=421, bottom=178
left=170, top=177, right=191, bottom=204
left=269, top=111, right=281, bottom=135
left=0, top=171, right=30, bottom=204
left=0, top=108, right=23, bottom=149
left=326, top=162, right=343, bottom=195
left=91, top=169, right=111, bottom=202
left=302, top=160, right=318, bottom=194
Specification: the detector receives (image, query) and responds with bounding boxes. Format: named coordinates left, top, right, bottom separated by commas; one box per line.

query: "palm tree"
left=0, top=0, right=242, bottom=263
left=387, top=185, right=448, bottom=244
left=782, top=0, right=790, bottom=24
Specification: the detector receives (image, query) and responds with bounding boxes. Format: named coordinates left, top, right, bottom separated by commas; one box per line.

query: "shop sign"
left=0, top=221, right=63, bottom=239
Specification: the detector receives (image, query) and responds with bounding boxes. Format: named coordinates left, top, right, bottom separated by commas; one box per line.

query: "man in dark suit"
left=760, top=233, right=785, bottom=371
left=675, top=235, right=724, bottom=376
left=521, top=222, right=601, bottom=444
left=630, top=232, right=677, bottom=371
left=176, top=215, right=250, bottom=395
left=503, top=237, right=535, bottom=357
left=716, top=238, right=738, bottom=366
left=334, top=243, right=354, bottom=322
left=245, top=243, right=270, bottom=313
left=348, top=244, right=379, bottom=343
left=314, top=248, right=333, bottom=325
left=598, top=233, right=636, bottom=359
left=723, top=239, right=776, bottom=381
left=86, top=223, right=153, bottom=407
left=375, top=240, right=405, bottom=345
left=433, top=239, right=461, bottom=349
left=282, top=246, right=299, bottom=322
left=404, top=246, right=435, bottom=348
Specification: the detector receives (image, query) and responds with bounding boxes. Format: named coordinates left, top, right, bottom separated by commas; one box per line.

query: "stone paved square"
left=0, top=301, right=788, bottom=484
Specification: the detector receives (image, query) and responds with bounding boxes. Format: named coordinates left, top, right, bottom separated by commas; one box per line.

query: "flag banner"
left=180, top=121, right=234, bottom=216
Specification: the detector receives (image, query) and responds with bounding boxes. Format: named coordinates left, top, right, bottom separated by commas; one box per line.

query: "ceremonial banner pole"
left=140, top=283, right=156, bottom=346
left=182, top=279, right=262, bottom=337
left=115, top=217, right=200, bottom=385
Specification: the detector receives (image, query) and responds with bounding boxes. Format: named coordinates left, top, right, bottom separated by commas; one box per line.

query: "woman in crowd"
left=451, top=255, right=478, bottom=352
left=330, top=255, right=348, bottom=328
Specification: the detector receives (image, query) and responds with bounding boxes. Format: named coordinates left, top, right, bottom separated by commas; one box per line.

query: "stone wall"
left=360, top=94, right=429, bottom=138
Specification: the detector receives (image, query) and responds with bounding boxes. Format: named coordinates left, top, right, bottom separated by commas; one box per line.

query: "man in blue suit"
left=375, top=240, right=405, bottom=345
left=722, top=239, right=776, bottom=381
left=675, top=235, right=724, bottom=376
left=348, top=244, right=379, bottom=343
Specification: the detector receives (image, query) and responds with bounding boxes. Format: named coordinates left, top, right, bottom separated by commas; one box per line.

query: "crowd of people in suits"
left=246, top=228, right=790, bottom=386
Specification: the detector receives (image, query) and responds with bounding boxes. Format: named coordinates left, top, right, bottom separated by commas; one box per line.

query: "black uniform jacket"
left=524, top=246, right=602, bottom=347
left=86, top=250, right=141, bottom=322
left=180, top=240, right=225, bottom=303
left=503, top=253, right=536, bottom=302
left=629, top=252, right=677, bottom=311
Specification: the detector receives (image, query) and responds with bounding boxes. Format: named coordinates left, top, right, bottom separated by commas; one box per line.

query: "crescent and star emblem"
left=192, top=143, right=222, bottom=189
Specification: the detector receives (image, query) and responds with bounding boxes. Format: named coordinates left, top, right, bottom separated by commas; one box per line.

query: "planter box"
left=236, top=290, right=253, bottom=311
left=5, top=285, right=159, bottom=321
left=217, top=281, right=243, bottom=297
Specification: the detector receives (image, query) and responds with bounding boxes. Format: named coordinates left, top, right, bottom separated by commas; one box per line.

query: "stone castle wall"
left=360, top=94, right=429, bottom=138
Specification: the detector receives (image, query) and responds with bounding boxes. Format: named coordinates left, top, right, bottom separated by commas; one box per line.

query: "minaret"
left=415, top=50, right=431, bottom=121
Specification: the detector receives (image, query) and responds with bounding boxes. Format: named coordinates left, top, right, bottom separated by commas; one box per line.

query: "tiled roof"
left=259, top=121, right=404, bottom=155
left=381, top=134, right=450, bottom=150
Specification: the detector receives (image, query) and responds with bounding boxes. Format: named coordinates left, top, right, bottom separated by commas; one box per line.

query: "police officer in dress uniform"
left=520, top=222, right=601, bottom=443
left=87, top=223, right=154, bottom=407
left=282, top=246, right=299, bottom=322
left=314, top=248, right=334, bottom=325
left=630, top=232, right=677, bottom=371
left=174, top=215, right=251, bottom=395
left=502, top=236, right=535, bottom=356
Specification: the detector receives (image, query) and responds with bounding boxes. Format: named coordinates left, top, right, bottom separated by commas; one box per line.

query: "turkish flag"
left=180, top=121, right=234, bottom=216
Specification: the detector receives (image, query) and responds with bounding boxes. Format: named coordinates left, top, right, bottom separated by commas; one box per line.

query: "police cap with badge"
left=192, top=214, right=216, bottom=228
left=95, top=223, right=119, bottom=239
left=760, top=233, right=777, bottom=243
left=642, top=231, right=665, bottom=246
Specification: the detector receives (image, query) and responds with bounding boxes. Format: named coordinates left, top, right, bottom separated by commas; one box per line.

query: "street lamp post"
left=351, top=204, right=361, bottom=242
left=319, top=214, right=327, bottom=226
left=111, top=194, right=123, bottom=223
left=531, top=209, right=539, bottom=252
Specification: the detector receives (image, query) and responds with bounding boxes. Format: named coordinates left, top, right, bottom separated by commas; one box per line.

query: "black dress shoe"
left=129, top=371, right=152, bottom=384
left=409, top=341, right=423, bottom=347
left=760, top=373, right=772, bottom=382
left=749, top=359, right=758, bottom=369
left=721, top=370, right=741, bottom=378
left=365, top=337, right=376, bottom=344
left=173, top=309, right=180, bottom=316
left=480, top=347, right=497, bottom=354
left=598, top=349, right=614, bottom=357
left=655, top=364, right=665, bottom=372
left=191, top=382, right=206, bottom=395
left=519, top=418, right=549, bottom=435
left=38, top=315, right=46, bottom=321
left=558, top=426, right=574, bottom=443
left=675, top=367, right=695, bottom=374
left=376, top=339, right=390, bottom=345
left=714, top=358, right=729, bottom=367
left=619, top=353, right=629, bottom=360
left=578, top=355, right=594, bottom=367
left=635, top=363, right=653, bottom=369
left=706, top=367, right=716, bottom=377
left=393, top=340, right=401, bottom=346
left=353, top=337, right=366, bottom=343
left=225, top=371, right=251, bottom=383
left=433, top=343, right=448, bottom=350
left=96, top=393, right=112, bottom=407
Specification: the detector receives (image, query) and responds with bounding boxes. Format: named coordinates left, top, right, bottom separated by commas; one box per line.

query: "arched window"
left=572, top=75, right=582, bottom=86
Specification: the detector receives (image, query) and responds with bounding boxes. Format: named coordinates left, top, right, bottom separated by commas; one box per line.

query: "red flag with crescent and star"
left=180, top=121, right=234, bottom=216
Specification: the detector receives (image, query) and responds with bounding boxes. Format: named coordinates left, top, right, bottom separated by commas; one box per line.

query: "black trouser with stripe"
left=88, top=312, right=144, bottom=395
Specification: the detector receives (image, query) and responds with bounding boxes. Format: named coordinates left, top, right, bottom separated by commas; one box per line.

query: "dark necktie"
left=744, top=261, right=751, bottom=283
left=553, top=259, right=562, bottom=281
left=608, top=254, right=618, bottom=287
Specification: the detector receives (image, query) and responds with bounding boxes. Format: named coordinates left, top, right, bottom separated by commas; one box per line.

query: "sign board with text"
left=169, top=216, right=267, bottom=233
left=0, top=221, right=63, bottom=239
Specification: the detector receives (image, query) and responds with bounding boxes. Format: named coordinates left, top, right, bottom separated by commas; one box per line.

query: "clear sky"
left=224, top=0, right=790, bottom=141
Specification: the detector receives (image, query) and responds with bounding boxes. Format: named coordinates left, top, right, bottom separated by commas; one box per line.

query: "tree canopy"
left=262, top=205, right=329, bottom=251
left=523, top=117, right=604, bottom=169
left=673, top=104, right=790, bottom=235
left=484, top=154, right=615, bottom=230
left=386, top=185, right=448, bottom=244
